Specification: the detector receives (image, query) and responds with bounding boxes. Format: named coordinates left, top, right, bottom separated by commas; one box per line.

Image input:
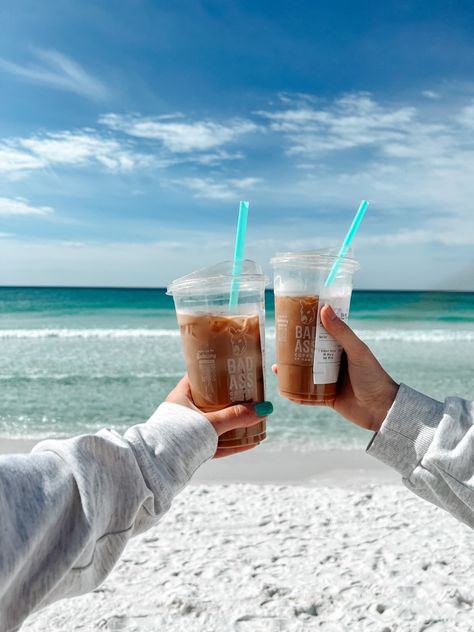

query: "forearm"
left=0, top=403, right=217, bottom=632
left=367, top=384, right=474, bottom=529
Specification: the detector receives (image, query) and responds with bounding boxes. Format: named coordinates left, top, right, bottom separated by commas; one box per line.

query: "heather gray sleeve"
left=0, top=402, right=217, bottom=632
left=367, top=383, right=474, bottom=529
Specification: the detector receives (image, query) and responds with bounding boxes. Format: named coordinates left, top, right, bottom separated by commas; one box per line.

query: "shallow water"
left=0, top=287, right=472, bottom=448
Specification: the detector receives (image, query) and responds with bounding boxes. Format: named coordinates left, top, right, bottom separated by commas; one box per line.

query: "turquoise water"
left=0, top=288, right=472, bottom=449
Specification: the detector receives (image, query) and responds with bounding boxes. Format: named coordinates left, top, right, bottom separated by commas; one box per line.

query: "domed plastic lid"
left=167, top=259, right=266, bottom=295
left=271, top=249, right=359, bottom=273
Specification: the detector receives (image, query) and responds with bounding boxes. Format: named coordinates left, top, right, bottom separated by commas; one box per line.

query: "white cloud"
left=456, top=102, right=474, bottom=128
left=257, top=93, right=417, bottom=154
left=192, top=150, right=244, bottom=165
left=0, top=197, right=53, bottom=216
left=256, top=92, right=474, bottom=180
left=0, top=113, right=255, bottom=178
left=0, top=147, right=45, bottom=177
left=1, top=91, right=474, bottom=258
left=421, top=90, right=440, bottom=99
left=170, top=177, right=263, bottom=200
left=0, top=131, right=155, bottom=177
left=360, top=228, right=474, bottom=247
left=20, top=131, right=152, bottom=172
left=0, top=49, right=108, bottom=100
left=254, top=93, right=474, bottom=227
left=100, top=113, right=258, bottom=153
left=284, top=156, right=474, bottom=246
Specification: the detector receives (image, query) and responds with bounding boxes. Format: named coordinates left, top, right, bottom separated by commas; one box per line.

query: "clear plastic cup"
left=167, top=260, right=267, bottom=448
left=270, top=250, right=359, bottom=405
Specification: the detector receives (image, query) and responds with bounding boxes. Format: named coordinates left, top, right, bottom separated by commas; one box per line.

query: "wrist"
left=368, top=381, right=400, bottom=432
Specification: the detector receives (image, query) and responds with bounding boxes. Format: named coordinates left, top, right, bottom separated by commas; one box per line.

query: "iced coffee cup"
left=167, top=260, right=267, bottom=448
left=271, top=250, right=359, bottom=405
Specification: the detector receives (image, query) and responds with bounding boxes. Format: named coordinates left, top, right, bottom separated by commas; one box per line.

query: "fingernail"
left=254, top=401, right=273, bottom=416
left=324, top=304, right=337, bottom=320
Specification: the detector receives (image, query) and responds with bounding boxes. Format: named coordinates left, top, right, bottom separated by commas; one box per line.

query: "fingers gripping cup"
left=271, top=251, right=359, bottom=405
left=167, top=260, right=267, bottom=448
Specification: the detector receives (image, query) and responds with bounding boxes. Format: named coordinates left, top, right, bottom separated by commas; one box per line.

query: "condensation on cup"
left=271, top=250, right=359, bottom=405
left=167, top=260, right=267, bottom=448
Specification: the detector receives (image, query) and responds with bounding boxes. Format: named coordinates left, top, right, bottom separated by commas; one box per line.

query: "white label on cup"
left=313, top=293, right=351, bottom=385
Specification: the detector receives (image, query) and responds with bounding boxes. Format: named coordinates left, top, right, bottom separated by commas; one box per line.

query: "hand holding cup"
left=273, top=305, right=398, bottom=432
left=166, top=375, right=273, bottom=458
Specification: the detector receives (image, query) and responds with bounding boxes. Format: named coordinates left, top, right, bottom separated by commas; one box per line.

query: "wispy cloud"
left=19, top=131, right=153, bottom=171
left=256, top=93, right=417, bottom=155
left=1, top=91, right=474, bottom=248
left=0, top=197, right=53, bottom=216
left=191, top=150, right=244, bottom=165
left=0, top=131, right=155, bottom=177
left=255, top=92, right=474, bottom=228
left=456, top=101, right=474, bottom=128
left=0, top=49, right=108, bottom=100
left=0, top=113, right=256, bottom=178
left=360, top=228, right=474, bottom=247
left=0, top=147, right=45, bottom=177
left=100, top=113, right=258, bottom=153
left=170, top=177, right=262, bottom=200
left=256, top=92, right=474, bottom=169
left=421, top=90, right=440, bottom=99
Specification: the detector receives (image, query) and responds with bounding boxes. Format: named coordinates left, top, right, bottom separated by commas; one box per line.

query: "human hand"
left=273, top=305, right=398, bottom=432
left=166, top=375, right=273, bottom=458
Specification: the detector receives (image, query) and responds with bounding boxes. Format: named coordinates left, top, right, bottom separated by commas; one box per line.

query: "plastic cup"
left=270, top=250, right=359, bottom=405
left=167, top=260, right=267, bottom=448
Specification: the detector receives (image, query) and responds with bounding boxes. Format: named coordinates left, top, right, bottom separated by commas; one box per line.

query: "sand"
left=4, top=440, right=469, bottom=632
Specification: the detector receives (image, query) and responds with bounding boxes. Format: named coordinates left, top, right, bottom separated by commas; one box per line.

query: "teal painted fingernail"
left=255, top=401, right=273, bottom=416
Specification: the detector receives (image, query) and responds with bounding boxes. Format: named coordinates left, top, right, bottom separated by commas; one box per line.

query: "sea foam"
left=0, top=327, right=472, bottom=342
left=0, top=328, right=181, bottom=339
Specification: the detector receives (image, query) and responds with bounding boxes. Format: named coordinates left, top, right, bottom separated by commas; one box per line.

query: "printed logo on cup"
left=227, top=356, right=255, bottom=401
left=227, top=325, right=255, bottom=401
left=294, top=324, right=316, bottom=362
left=229, top=325, right=248, bottom=355
left=299, top=298, right=317, bottom=325
left=292, top=299, right=316, bottom=363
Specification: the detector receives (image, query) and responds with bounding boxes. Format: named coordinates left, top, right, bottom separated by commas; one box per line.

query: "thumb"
left=320, top=304, right=368, bottom=361
left=206, top=401, right=273, bottom=437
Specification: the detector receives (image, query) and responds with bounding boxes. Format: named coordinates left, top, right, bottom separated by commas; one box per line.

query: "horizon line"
left=0, top=285, right=472, bottom=294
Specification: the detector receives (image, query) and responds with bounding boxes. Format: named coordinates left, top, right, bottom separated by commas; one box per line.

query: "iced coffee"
left=271, top=251, right=359, bottom=406
left=167, top=260, right=267, bottom=448
left=275, top=295, right=337, bottom=404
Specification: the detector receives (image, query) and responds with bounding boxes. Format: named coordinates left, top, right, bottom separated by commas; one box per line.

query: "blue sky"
left=0, top=0, right=473, bottom=289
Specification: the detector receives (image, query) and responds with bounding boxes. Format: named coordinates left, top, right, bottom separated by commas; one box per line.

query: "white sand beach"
left=2, top=442, right=471, bottom=632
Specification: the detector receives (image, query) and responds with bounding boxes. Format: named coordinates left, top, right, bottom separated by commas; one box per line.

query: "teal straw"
left=228, top=201, right=249, bottom=308
left=324, top=200, right=369, bottom=287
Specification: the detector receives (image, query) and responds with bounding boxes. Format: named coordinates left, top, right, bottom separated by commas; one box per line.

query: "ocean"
left=0, top=287, right=472, bottom=449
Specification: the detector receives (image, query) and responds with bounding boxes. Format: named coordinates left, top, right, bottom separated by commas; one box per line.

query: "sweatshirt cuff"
left=124, top=402, right=218, bottom=500
left=366, top=383, right=445, bottom=477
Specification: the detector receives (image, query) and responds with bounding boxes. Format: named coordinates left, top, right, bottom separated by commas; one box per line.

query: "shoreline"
left=0, top=438, right=399, bottom=486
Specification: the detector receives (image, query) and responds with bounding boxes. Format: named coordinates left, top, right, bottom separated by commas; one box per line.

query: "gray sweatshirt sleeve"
left=0, top=402, right=217, bottom=632
left=367, top=383, right=474, bottom=529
